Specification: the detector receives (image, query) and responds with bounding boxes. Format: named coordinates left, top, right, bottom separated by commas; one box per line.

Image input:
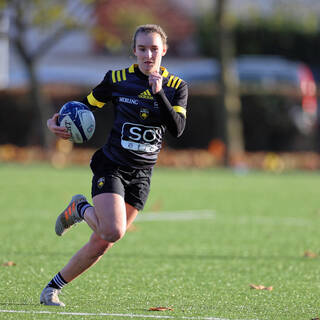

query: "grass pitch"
left=0, top=162, right=320, bottom=320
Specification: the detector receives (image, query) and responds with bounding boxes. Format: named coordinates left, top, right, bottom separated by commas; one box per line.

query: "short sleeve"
left=84, top=71, right=114, bottom=110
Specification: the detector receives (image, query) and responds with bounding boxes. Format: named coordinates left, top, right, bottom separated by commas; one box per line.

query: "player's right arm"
left=47, top=113, right=71, bottom=140
left=47, top=71, right=113, bottom=139
left=82, top=71, right=114, bottom=112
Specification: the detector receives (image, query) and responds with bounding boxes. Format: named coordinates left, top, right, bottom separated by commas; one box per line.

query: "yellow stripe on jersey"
left=167, top=75, right=183, bottom=89
left=122, top=68, right=127, bottom=81
left=87, top=92, right=105, bottom=108
left=112, top=69, right=128, bottom=83
left=173, top=106, right=186, bottom=117
left=146, top=89, right=152, bottom=96
left=129, top=64, right=135, bottom=73
left=167, top=75, right=174, bottom=87
left=175, top=79, right=182, bottom=89
left=161, top=67, right=169, bottom=78
left=116, top=70, right=121, bottom=82
left=171, top=76, right=179, bottom=88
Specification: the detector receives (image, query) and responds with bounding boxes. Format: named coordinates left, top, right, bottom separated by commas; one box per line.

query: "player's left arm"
left=154, top=82, right=188, bottom=138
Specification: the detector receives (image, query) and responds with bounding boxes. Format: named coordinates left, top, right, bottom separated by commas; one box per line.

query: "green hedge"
left=196, top=14, right=320, bottom=65
left=0, top=88, right=316, bottom=152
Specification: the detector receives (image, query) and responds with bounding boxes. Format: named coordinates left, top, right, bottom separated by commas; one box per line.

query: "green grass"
left=1, top=162, right=320, bottom=320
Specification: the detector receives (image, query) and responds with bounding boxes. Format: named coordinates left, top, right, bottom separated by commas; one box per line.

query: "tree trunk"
left=215, top=0, right=244, bottom=166
left=12, top=34, right=55, bottom=149
left=26, top=61, right=55, bottom=148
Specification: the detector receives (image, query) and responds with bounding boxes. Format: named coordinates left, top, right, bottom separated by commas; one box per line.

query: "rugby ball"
left=58, top=101, right=95, bottom=143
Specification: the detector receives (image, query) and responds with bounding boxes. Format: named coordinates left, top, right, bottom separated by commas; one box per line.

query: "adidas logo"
left=138, top=89, right=153, bottom=100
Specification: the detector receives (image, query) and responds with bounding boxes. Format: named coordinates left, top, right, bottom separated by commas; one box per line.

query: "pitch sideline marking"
left=0, top=309, right=258, bottom=320
left=137, top=210, right=315, bottom=227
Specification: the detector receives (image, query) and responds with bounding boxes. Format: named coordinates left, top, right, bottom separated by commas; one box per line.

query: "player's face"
left=134, top=32, right=167, bottom=75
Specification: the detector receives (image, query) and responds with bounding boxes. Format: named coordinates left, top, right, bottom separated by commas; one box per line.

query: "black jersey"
left=84, top=64, right=188, bottom=168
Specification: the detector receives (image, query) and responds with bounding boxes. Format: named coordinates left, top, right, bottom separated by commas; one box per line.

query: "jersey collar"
left=129, top=64, right=169, bottom=78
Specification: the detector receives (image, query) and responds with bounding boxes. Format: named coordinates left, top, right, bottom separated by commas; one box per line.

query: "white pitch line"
left=137, top=210, right=315, bottom=227
left=137, top=210, right=216, bottom=221
left=0, top=309, right=258, bottom=320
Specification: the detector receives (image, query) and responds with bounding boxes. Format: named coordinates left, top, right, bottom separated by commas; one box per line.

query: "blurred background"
left=1, top=0, right=320, bottom=170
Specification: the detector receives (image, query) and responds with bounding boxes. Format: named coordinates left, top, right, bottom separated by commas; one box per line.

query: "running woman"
left=40, top=24, right=188, bottom=306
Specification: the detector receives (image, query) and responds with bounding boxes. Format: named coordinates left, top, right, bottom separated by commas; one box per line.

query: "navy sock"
left=77, top=201, right=92, bottom=219
left=46, top=272, right=68, bottom=290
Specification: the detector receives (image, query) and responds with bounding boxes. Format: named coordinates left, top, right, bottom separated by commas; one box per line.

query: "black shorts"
left=90, top=149, right=153, bottom=211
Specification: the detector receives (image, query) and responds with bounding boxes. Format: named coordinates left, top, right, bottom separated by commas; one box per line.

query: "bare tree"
left=215, top=0, right=244, bottom=165
left=2, top=0, right=94, bottom=148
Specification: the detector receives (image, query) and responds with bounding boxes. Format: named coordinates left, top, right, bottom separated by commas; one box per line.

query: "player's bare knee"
left=99, top=227, right=125, bottom=243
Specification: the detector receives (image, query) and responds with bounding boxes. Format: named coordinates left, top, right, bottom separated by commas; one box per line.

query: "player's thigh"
left=125, top=202, right=139, bottom=228
left=93, top=192, right=127, bottom=232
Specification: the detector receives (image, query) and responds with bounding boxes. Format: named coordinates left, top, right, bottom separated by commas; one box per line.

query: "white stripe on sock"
left=53, top=274, right=67, bottom=289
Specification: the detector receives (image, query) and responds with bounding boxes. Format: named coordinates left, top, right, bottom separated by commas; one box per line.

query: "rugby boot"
left=40, top=287, right=65, bottom=307
left=55, top=194, right=86, bottom=236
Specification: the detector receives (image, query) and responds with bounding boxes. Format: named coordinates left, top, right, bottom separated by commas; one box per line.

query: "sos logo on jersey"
left=121, top=122, right=162, bottom=153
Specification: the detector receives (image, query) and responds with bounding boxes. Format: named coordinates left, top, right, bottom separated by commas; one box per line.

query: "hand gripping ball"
left=58, top=101, right=96, bottom=143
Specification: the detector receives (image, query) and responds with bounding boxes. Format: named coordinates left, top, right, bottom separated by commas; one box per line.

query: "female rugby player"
left=40, top=24, right=188, bottom=306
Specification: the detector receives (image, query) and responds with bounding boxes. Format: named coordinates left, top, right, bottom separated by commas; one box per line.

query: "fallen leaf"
left=249, top=284, right=273, bottom=291
left=2, top=261, right=16, bottom=267
left=304, top=250, right=317, bottom=258
left=150, top=199, right=163, bottom=212
left=149, top=307, right=174, bottom=311
left=311, top=318, right=319, bottom=320
left=264, top=286, right=273, bottom=291
left=127, top=224, right=138, bottom=232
